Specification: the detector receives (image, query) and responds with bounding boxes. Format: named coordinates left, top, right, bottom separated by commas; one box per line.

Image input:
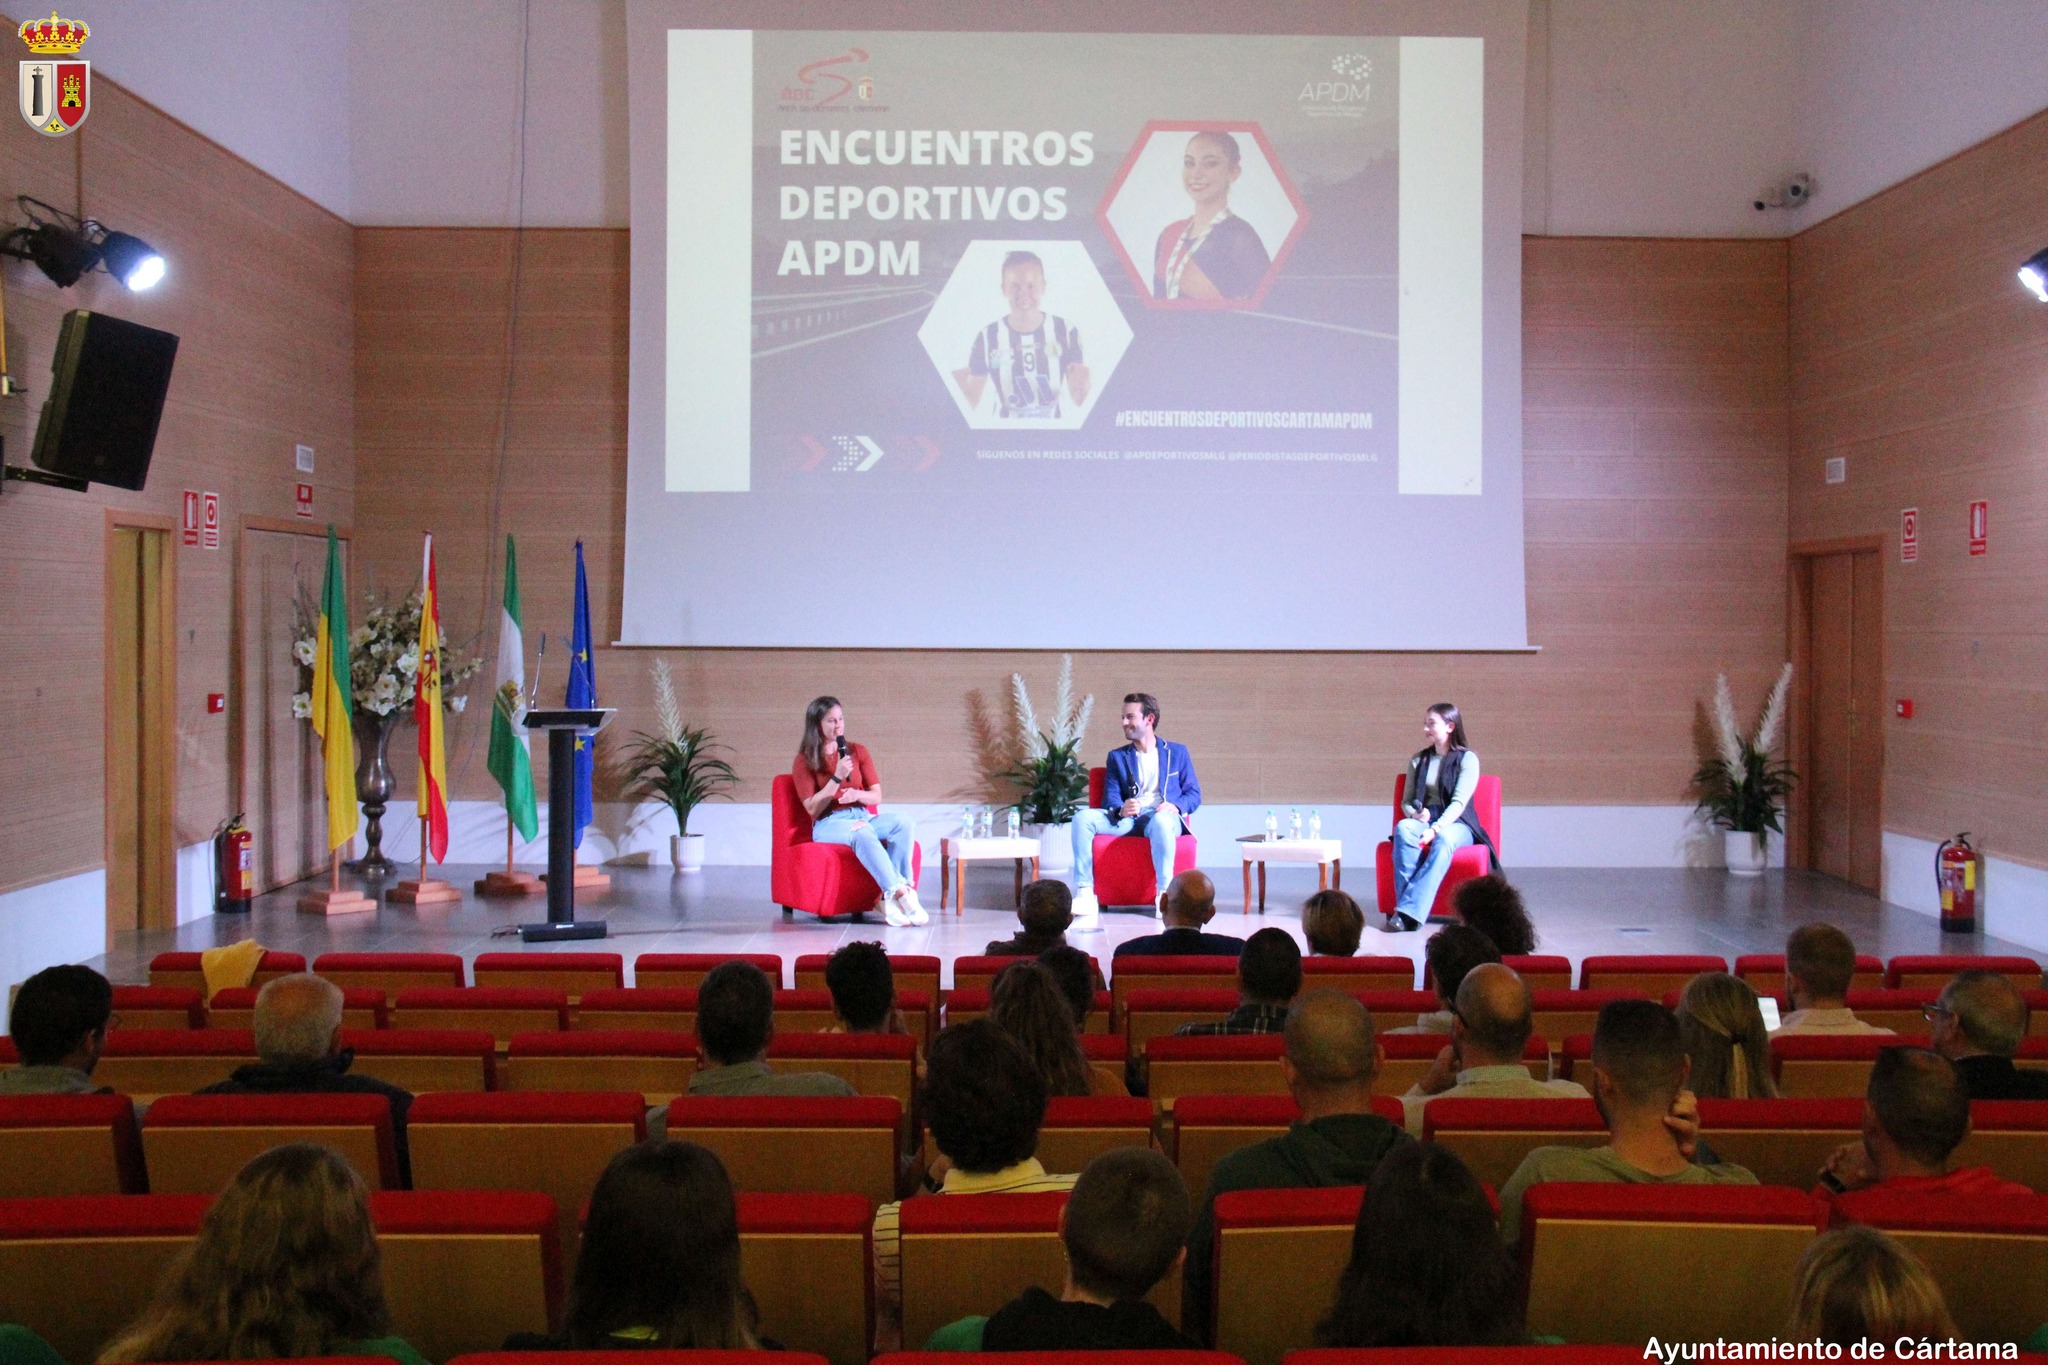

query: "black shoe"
left=1377, top=914, right=1420, bottom=934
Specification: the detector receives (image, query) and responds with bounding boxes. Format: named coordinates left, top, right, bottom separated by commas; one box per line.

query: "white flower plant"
left=1004, top=655, right=1094, bottom=825
left=291, top=587, right=483, bottom=723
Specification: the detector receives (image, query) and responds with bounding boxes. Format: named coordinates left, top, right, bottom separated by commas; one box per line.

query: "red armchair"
left=771, top=774, right=922, bottom=919
left=1085, top=766, right=1199, bottom=907
left=1374, top=772, right=1502, bottom=922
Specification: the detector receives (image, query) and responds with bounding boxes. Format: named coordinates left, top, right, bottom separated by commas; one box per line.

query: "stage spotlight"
left=97, top=231, right=164, bottom=290
left=7, top=220, right=97, bottom=286
left=2021, top=248, right=2048, bottom=304
left=0, top=198, right=167, bottom=291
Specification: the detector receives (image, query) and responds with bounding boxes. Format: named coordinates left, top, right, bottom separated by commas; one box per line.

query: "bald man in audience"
left=1818, top=1046, right=2036, bottom=1203
left=1496, top=1000, right=1756, bottom=1246
left=1112, top=871, right=1245, bottom=958
left=1179, top=989, right=1410, bottom=1343
left=1400, top=963, right=1590, bottom=1134
left=1927, top=970, right=2048, bottom=1100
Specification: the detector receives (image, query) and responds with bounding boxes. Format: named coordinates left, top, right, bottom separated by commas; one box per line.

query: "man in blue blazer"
left=1072, top=693, right=1201, bottom=921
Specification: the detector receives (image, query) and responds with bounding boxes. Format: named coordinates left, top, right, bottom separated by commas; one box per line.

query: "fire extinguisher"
left=1935, top=833, right=1977, bottom=934
left=214, top=815, right=254, bottom=914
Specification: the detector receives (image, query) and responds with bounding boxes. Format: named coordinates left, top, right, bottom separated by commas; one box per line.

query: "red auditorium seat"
left=1577, top=954, right=1727, bottom=994
left=314, top=950, right=467, bottom=991
left=1838, top=988, right=1939, bottom=1033
left=737, top=1192, right=876, bottom=1365
left=635, top=952, right=785, bottom=989
left=1822, top=1189, right=2048, bottom=1343
left=1373, top=773, right=1501, bottom=923
left=1110, top=956, right=1239, bottom=1024
left=92, top=1028, right=256, bottom=1100
left=473, top=950, right=625, bottom=998
left=1299, top=956, right=1415, bottom=991
left=142, top=1092, right=401, bottom=1192
left=1694, top=1097, right=1865, bottom=1188
left=1734, top=952, right=1883, bottom=994
left=1957, top=1100, right=2048, bottom=1191
left=1528, top=990, right=1645, bottom=1053
left=664, top=1095, right=902, bottom=1201
left=2031, top=989, right=2048, bottom=1036
left=503, top=1029, right=696, bottom=1102
left=1080, top=1033, right=1128, bottom=1064
left=1123, top=988, right=1243, bottom=1050
left=373, top=1189, right=563, bottom=1360
left=771, top=773, right=924, bottom=919
left=1210, top=1185, right=1364, bottom=1365
left=1501, top=955, right=1573, bottom=990
left=393, top=986, right=570, bottom=1045
left=1771, top=1034, right=1929, bottom=1098
left=0, top=1192, right=210, bottom=1362
left=943, top=986, right=1114, bottom=1034
left=767, top=1032, right=919, bottom=1125
left=951, top=954, right=1105, bottom=994
left=210, top=984, right=389, bottom=1031
left=1037, top=1095, right=1154, bottom=1172
left=1886, top=954, right=2043, bottom=990
left=1520, top=1184, right=1823, bottom=1344
left=1145, top=1035, right=1289, bottom=1115
left=774, top=988, right=856, bottom=1033
left=1352, top=989, right=1451, bottom=1032
left=344, top=1028, right=497, bottom=1092
left=110, top=985, right=204, bottom=1029
left=574, top=986, right=697, bottom=1033
left=1380, top=1034, right=1547, bottom=1098
left=0, top=1094, right=146, bottom=1195
left=147, top=949, right=304, bottom=996
left=1170, top=1094, right=1404, bottom=1198
left=1422, top=1096, right=1607, bottom=1190
left=796, top=952, right=940, bottom=1000
left=1086, top=767, right=1200, bottom=908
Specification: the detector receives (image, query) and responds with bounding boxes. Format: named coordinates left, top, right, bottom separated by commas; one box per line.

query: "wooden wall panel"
left=0, top=76, right=355, bottom=897
left=353, top=231, right=1789, bottom=813
left=1789, top=107, right=2048, bottom=870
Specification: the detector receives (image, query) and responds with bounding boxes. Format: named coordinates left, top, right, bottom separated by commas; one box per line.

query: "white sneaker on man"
left=1071, top=887, right=1100, bottom=928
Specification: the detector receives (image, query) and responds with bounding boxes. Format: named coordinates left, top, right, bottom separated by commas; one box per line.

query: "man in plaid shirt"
left=1175, top=928, right=1302, bottom=1036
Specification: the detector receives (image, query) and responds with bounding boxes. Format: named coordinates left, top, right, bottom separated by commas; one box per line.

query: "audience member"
left=1451, top=875, right=1537, bottom=956
left=872, top=1022, right=1075, bottom=1331
left=1315, top=1143, right=1524, bottom=1347
left=506, top=1140, right=764, bottom=1350
left=1927, top=970, right=2048, bottom=1099
left=199, top=974, right=415, bottom=1180
left=1112, top=872, right=1245, bottom=958
left=1817, top=1046, right=2032, bottom=1203
left=1497, top=1000, right=1756, bottom=1246
left=98, top=1143, right=427, bottom=1364
left=685, top=961, right=856, bottom=1097
left=0, top=1326, right=63, bottom=1365
left=1175, top=927, right=1301, bottom=1036
left=1035, top=946, right=1099, bottom=1030
left=1401, top=963, right=1588, bottom=1134
left=1394, top=924, right=1501, bottom=1035
left=1182, top=990, right=1411, bottom=1342
left=1776, top=924, right=1890, bottom=1035
left=0, top=964, right=112, bottom=1095
left=824, top=941, right=911, bottom=1036
left=1788, top=1226, right=1956, bottom=1346
left=1301, top=889, right=1365, bottom=957
left=986, top=881, right=1075, bottom=956
left=925, top=1148, right=1197, bottom=1351
left=1676, top=972, right=1780, bottom=1099
left=990, top=962, right=1125, bottom=1096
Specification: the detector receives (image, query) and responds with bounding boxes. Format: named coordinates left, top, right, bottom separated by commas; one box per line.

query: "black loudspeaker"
left=30, top=309, right=179, bottom=491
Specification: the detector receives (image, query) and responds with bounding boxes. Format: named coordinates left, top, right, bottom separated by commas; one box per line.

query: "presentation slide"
left=624, top=13, right=1527, bottom=650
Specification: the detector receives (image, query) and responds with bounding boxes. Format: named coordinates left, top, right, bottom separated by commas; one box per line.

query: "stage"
left=91, top=864, right=2037, bottom=986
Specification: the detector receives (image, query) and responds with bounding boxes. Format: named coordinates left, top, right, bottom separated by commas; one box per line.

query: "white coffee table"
left=1236, top=835, right=1343, bottom=915
left=939, top=834, right=1043, bottom=916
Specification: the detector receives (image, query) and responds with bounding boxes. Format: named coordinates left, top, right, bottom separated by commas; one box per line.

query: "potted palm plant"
left=1694, top=664, right=1798, bottom=876
left=1004, top=655, right=1093, bottom=872
left=621, top=660, right=737, bottom=873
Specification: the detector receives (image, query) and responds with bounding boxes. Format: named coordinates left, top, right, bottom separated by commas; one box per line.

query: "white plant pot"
left=671, top=833, right=706, bottom=874
left=1029, top=823, right=1074, bottom=874
left=1723, top=830, right=1767, bottom=877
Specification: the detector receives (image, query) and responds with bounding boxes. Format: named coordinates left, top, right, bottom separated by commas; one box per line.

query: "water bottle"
left=961, top=805, right=974, bottom=839
left=1006, top=806, right=1020, bottom=838
left=1289, top=808, right=1302, bottom=841
left=979, top=807, right=994, bottom=839
left=1309, top=809, right=1323, bottom=842
left=1264, top=810, right=1278, bottom=842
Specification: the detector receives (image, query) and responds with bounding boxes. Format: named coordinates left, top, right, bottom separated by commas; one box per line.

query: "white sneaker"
left=1071, top=888, right=1100, bottom=926
left=899, top=886, right=930, bottom=925
left=882, top=897, right=913, bottom=928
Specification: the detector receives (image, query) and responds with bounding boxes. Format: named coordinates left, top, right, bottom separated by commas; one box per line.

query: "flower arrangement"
left=1694, top=663, right=1798, bottom=840
left=291, top=587, right=483, bottom=721
left=1005, top=655, right=1093, bottom=825
left=620, top=659, right=738, bottom=837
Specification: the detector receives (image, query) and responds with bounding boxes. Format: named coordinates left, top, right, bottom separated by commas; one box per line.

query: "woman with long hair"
left=793, top=695, right=926, bottom=927
left=99, top=1144, right=425, bottom=1364
left=1315, top=1143, right=1524, bottom=1347
left=1385, top=703, right=1495, bottom=933
left=1789, top=1226, right=1955, bottom=1345
left=1152, top=130, right=1272, bottom=302
left=510, top=1140, right=764, bottom=1350
left=1677, top=972, right=1780, bottom=1099
left=989, top=962, right=1126, bottom=1097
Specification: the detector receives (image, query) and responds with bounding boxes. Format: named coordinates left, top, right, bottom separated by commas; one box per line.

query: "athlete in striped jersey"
left=952, top=251, right=1091, bottom=419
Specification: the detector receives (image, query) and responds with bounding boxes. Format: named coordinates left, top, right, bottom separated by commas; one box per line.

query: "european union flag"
left=566, top=541, right=596, bottom=846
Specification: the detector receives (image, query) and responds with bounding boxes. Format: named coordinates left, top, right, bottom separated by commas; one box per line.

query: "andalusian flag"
left=485, top=535, right=538, bottom=841
left=310, top=527, right=358, bottom=851
left=413, top=534, right=450, bottom=864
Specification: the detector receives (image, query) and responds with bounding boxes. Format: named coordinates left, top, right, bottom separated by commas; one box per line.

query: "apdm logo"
left=18, top=10, right=89, bottom=138
left=1300, top=52, right=1371, bottom=119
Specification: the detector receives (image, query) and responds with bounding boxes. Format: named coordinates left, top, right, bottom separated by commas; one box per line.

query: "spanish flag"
left=310, top=526, right=358, bottom=851
left=415, top=533, right=450, bottom=864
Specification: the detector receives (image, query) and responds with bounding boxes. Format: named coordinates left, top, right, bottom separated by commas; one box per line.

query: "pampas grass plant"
left=1694, top=663, right=1798, bottom=840
left=1006, top=655, right=1093, bottom=824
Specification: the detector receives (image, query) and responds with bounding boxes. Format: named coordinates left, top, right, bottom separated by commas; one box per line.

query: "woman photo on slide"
left=1153, top=129, right=1272, bottom=302
left=793, top=696, right=928, bottom=927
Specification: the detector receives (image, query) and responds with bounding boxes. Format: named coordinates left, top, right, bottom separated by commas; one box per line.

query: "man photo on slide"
left=1070, top=693, right=1200, bottom=925
left=953, top=250, right=1090, bottom=420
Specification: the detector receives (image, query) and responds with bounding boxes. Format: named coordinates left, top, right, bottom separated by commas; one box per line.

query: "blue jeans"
left=1072, top=807, right=1183, bottom=899
left=1391, top=818, right=1474, bottom=923
left=812, top=809, right=915, bottom=896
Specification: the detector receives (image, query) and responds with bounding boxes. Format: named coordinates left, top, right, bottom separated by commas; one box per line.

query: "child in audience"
left=1301, top=890, right=1365, bottom=957
left=1450, top=874, right=1536, bottom=955
left=1788, top=1226, right=1955, bottom=1345
left=989, top=962, right=1125, bottom=1096
left=508, top=1140, right=764, bottom=1350
left=98, top=1144, right=428, bottom=1364
left=924, top=1148, right=1197, bottom=1350
left=1676, top=972, right=1780, bottom=1099
left=824, top=940, right=913, bottom=1037
left=1316, top=1143, right=1525, bottom=1347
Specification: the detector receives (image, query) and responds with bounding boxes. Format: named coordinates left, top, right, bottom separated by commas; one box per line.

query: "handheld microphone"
left=836, top=736, right=850, bottom=759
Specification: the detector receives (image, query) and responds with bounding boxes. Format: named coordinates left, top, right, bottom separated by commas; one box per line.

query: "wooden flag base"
left=540, top=866, right=611, bottom=893
left=388, top=877, right=462, bottom=905
left=297, top=886, right=376, bottom=915
left=475, top=870, right=546, bottom=898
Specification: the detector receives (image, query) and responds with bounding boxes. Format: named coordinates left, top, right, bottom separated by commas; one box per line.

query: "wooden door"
left=105, top=523, right=175, bottom=939
left=1793, top=545, right=1883, bottom=890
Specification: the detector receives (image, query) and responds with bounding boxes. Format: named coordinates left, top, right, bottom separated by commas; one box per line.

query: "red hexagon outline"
left=1095, top=120, right=1309, bottom=311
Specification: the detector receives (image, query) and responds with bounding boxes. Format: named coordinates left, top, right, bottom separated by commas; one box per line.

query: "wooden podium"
left=520, top=707, right=614, bottom=942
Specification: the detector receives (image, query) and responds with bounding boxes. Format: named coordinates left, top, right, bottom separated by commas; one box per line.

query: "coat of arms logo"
left=18, top=11, right=89, bottom=138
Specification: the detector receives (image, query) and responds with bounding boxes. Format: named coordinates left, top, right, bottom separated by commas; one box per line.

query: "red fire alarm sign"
left=1895, top=699, right=1913, bottom=719
left=206, top=693, right=225, bottom=714
left=295, top=483, right=314, bottom=518
left=1900, top=508, right=1918, bottom=563
left=181, top=490, right=199, bottom=546
left=1969, top=499, right=1988, bottom=557
left=201, top=493, right=220, bottom=550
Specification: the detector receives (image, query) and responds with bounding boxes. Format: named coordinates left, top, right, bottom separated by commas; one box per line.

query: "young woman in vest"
left=1384, top=703, right=1492, bottom=932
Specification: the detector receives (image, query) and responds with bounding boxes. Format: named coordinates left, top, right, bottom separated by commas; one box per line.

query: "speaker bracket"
left=1, top=464, right=88, bottom=493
